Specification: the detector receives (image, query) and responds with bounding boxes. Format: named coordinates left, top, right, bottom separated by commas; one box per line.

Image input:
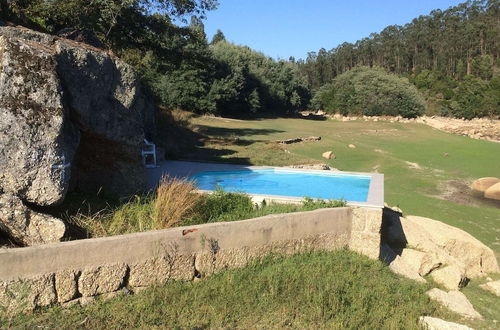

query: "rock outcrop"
left=399, top=248, right=441, bottom=276
left=470, top=177, right=499, bottom=193
left=0, top=194, right=66, bottom=245
left=430, top=265, right=468, bottom=291
left=426, top=288, right=482, bottom=319
left=484, top=182, right=500, bottom=201
left=383, top=211, right=499, bottom=280
left=380, top=243, right=426, bottom=282
left=0, top=32, right=79, bottom=206
left=0, top=25, right=155, bottom=245
left=418, top=316, right=473, bottom=330
left=479, top=279, right=500, bottom=296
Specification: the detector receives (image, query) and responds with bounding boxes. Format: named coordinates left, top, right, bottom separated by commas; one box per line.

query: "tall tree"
left=210, top=29, right=226, bottom=44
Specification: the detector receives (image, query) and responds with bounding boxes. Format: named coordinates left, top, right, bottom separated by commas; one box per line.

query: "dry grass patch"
left=153, top=176, right=201, bottom=228
left=68, top=176, right=201, bottom=237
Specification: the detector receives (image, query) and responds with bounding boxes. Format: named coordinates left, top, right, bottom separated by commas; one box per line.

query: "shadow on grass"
left=196, top=125, right=284, bottom=138
left=181, top=146, right=254, bottom=165
left=155, top=109, right=287, bottom=166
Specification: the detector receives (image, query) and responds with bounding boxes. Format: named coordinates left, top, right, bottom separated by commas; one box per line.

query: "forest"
left=1, top=0, right=499, bottom=118
left=299, top=0, right=500, bottom=118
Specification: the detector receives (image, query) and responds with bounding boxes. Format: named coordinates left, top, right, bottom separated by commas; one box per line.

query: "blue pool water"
left=190, top=169, right=371, bottom=202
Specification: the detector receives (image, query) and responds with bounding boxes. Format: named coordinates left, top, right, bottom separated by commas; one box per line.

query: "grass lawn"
left=181, top=115, right=500, bottom=328
left=4, top=116, right=498, bottom=329
left=3, top=251, right=445, bottom=329
left=188, top=116, right=500, bottom=256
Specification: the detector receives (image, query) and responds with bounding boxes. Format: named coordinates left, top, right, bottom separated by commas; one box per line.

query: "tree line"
left=1, top=0, right=499, bottom=118
left=1, top=0, right=309, bottom=117
left=299, top=0, right=499, bottom=118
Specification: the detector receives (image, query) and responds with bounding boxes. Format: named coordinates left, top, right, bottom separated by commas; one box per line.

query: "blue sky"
left=201, top=0, right=464, bottom=60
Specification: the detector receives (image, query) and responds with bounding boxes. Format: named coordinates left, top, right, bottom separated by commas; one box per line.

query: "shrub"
left=441, top=75, right=496, bottom=119
left=69, top=195, right=155, bottom=237
left=313, top=66, right=425, bottom=118
left=70, top=187, right=347, bottom=237
left=190, top=189, right=255, bottom=224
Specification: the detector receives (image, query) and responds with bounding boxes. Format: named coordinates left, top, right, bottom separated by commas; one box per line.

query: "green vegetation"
left=300, top=1, right=500, bottom=118
left=3, top=1, right=498, bottom=118
left=1, top=0, right=309, bottom=117
left=1, top=1, right=499, bottom=328
left=2, top=251, right=442, bottom=329
left=313, top=67, right=425, bottom=118
left=181, top=115, right=500, bottom=328
left=412, top=68, right=500, bottom=118
left=207, top=41, right=310, bottom=116
left=68, top=183, right=345, bottom=238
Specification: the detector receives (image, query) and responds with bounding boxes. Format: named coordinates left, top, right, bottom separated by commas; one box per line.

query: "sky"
left=201, top=0, right=464, bottom=60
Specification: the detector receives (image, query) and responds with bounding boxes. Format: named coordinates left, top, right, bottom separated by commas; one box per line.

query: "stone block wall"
left=349, top=207, right=383, bottom=260
left=0, top=206, right=382, bottom=314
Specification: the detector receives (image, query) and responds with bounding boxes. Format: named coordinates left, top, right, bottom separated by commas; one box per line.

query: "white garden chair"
left=142, top=139, right=157, bottom=168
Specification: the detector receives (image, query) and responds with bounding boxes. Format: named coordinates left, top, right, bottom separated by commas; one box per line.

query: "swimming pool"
left=191, top=169, right=371, bottom=202
left=148, top=161, right=384, bottom=208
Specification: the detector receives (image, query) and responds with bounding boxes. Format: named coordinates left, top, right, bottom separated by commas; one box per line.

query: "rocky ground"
left=416, top=116, right=500, bottom=142
left=381, top=206, right=500, bottom=327
left=302, top=112, right=500, bottom=142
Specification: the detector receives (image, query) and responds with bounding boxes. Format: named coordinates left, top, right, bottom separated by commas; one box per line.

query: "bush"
left=191, top=189, right=255, bottom=224
left=302, top=197, right=346, bottom=210
left=69, top=195, right=155, bottom=237
left=69, top=176, right=201, bottom=237
left=313, top=66, right=426, bottom=118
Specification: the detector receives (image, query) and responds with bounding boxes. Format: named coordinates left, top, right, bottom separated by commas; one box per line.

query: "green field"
left=187, top=116, right=500, bottom=256
left=4, top=116, right=499, bottom=329
left=180, top=116, right=500, bottom=328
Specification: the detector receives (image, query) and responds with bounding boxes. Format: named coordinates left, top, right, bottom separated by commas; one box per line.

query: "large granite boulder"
left=383, top=212, right=499, bottom=279
left=418, top=316, right=473, bottom=330
left=55, top=38, right=155, bottom=196
left=470, top=177, right=499, bottom=193
left=0, top=33, right=79, bottom=206
left=0, top=25, right=155, bottom=245
left=479, top=279, right=500, bottom=296
left=426, top=288, right=482, bottom=319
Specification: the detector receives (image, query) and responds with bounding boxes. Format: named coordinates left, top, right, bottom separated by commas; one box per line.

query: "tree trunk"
left=480, top=30, right=485, bottom=56
left=466, top=49, right=472, bottom=75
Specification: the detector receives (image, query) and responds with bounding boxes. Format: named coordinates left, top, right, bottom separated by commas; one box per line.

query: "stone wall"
left=349, top=207, right=383, bottom=259
left=0, top=206, right=382, bottom=314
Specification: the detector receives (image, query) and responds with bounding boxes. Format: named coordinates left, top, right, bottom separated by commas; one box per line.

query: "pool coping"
left=148, top=161, right=384, bottom=209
